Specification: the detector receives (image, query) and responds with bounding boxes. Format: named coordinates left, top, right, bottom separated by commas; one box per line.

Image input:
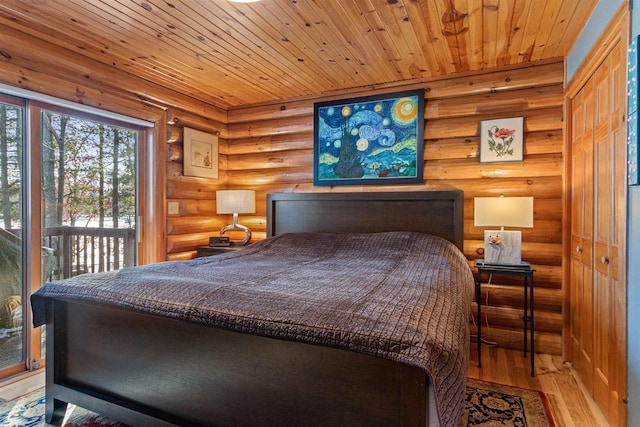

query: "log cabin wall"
left=219, top=60, right=565, bottom=355
left=165, top=115, right=229, bottom=259
left=0, top=24, right=564, bottom=354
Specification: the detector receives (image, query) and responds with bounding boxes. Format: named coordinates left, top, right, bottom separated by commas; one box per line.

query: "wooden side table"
left=196, top=245, right=244, bottom=258
left=474, top=259, right=536, bottom=376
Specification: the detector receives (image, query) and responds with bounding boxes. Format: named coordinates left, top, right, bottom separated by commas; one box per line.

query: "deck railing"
left=42, top=226, right=135, bottom=280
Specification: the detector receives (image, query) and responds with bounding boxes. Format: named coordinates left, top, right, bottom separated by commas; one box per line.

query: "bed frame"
left=43, top=190, right=464, bottom=427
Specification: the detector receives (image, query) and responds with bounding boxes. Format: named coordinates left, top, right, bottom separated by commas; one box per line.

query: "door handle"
left=601, top=256, right=609, bottom=265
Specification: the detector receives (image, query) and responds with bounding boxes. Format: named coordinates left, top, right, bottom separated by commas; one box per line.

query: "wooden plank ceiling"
left=0, top=0, right=597, bottom=110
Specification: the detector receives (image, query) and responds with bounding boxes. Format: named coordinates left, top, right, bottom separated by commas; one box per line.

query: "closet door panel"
left=569, top=79, right=594, bottom=390
left=592, top=40, right=626, bottom=425
left=609, top=40, right=626, bottom=427
left=593, top=50, right=613, bottom=420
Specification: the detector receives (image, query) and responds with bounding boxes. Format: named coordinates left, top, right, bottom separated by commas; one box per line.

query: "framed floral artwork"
left=183, top=127, right=218, bottom=179
left=313, top=89, right=425, bottom=186
left=479, top=117, right=524, bottom=163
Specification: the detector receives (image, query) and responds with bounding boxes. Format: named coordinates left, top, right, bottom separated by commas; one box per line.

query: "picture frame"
left=183, top=127, right=218, bottom=179
left=628, top=111, right=639, bottom=185
left=628, top=34, right=638, bottom=115
left=313, top=89, right=424, bottom=186
left=479, top=117, right=524, bottom=164
left=628, top=35, right=639, bottom=185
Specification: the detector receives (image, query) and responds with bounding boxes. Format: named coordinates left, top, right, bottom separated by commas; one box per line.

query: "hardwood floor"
left=0, top=370, right=43, bottom=402
left=469, top=346, right=610, bottom=426
left=1, top=348, right=609, bottom=426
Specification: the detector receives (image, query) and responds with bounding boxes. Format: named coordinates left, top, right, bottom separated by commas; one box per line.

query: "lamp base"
left=484, top=230, right=523, bottom=265
left=220, top=224, right=251, bottom=246
left=220, top=213, right=251, bottom=246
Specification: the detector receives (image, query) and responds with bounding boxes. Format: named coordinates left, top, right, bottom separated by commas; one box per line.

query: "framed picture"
left=183, top=127, right=218, bottom=179
left=628, top=35, right=639, bottom=185
left=628, top=34, right=638, bottom=115
left=629, top=111, right=639, bottom=185
left=313, top=89, right=424, bottom=186
left=479, top=117, right=524, bottom=163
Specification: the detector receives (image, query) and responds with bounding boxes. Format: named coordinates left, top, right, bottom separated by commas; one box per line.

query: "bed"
left=31, top=190, right=473, bottom=427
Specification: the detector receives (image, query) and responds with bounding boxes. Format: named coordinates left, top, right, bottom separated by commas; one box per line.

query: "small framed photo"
left=313, top=89, right=424, bottom=186
left=628, top=34, right=638, bottom=115
left=479, top=117, right=524, bottom=163
left=629, top=110, right=639, bottom=185
left=183, top=127, right=218, bottom=179
left=629, top=35, right=640, bottom=185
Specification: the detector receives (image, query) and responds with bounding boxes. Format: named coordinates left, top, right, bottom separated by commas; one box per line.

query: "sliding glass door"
left=0, top=97, right=145, bottom=380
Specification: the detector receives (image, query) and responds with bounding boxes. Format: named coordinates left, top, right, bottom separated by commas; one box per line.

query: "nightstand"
left=196, top=245, right=244, bottom=258
left=474, top=259, right=536, bottom=376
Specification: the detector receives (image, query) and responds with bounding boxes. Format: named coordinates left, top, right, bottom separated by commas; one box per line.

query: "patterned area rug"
left=463, top=379, right=556, bottom=426
left=1, top=380, right=555, bottom=426
left=0, top=388, right=127, bottom=427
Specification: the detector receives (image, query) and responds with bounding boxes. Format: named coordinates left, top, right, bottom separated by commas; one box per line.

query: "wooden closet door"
left=592, top=40, right=627, bottom=426
left=567, top=9, right=628, bottom=426
left=569, top=78, right=594, bottom=392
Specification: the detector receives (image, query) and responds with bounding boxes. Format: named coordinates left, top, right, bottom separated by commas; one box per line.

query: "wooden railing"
left=42, top=226, right=135, bottom=280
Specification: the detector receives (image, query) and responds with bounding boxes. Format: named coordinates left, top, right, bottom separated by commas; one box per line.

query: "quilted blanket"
left=32, top=231, right=474, bottom=427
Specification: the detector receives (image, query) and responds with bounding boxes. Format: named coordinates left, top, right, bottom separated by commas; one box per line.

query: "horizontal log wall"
left=0, top=24, right=564, bottom=354
left=164, top=110, right=229, bottom=260
left=219, top=60, right=565, bottom=355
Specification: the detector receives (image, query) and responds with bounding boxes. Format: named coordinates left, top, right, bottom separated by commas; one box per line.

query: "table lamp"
left=216, top=190, right=255, bottom=246
left=474, top=196, right=533, bottom=265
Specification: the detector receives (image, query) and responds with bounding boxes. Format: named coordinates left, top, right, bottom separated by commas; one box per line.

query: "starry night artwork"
left=313, top=89, right=425, bottom=186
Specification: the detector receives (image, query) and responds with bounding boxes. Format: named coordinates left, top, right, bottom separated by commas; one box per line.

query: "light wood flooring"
left=1, top=348, right=610, bottom=426
left=0, top=370, right=43, bottom=402
left=469, top=346, right=610, bottom=426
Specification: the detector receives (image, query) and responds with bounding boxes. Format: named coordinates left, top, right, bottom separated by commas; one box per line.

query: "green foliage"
left=0, top=107, right=138, bottom=230
left=42, top=112, right=137, bottom=227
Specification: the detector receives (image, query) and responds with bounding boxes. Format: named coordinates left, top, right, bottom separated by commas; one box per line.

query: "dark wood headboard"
left=266, top=191, right=464, bottom=251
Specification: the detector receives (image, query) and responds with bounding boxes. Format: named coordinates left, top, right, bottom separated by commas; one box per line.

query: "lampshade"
left=216, top=190, right=256, bottom=214
left=474, top=196, right=534, bottom=229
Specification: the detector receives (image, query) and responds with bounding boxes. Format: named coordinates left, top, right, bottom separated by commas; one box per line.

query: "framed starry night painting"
left=313, top=89, right=425, bottom=186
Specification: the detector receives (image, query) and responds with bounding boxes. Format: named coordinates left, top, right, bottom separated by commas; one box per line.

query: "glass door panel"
left=0, top=99, right=25, bottom=375
left=41, top=110, right=138, bottom=283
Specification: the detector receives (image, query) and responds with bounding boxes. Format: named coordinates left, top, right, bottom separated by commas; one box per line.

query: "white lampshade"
left=474, top=196, right=534, bottom=229
left=216, top=190, right=255, bottom=214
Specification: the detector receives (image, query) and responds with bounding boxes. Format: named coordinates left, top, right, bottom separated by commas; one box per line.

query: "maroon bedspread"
left=32, top=231, right=474, bottom=427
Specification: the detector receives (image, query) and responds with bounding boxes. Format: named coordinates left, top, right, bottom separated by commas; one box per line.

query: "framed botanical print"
left=479, top=117, right=524, bottom=164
